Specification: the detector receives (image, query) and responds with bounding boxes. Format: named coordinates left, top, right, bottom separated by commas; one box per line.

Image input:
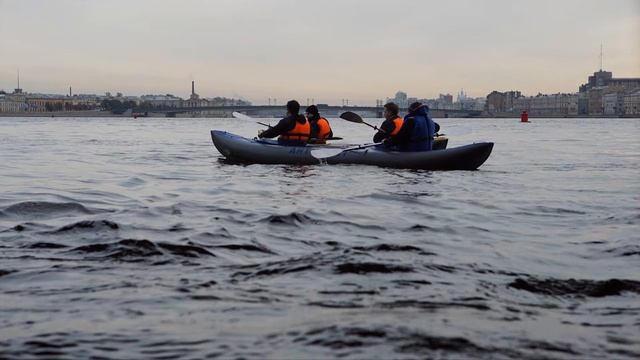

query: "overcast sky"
left=1, top=0, right=639, bottom=105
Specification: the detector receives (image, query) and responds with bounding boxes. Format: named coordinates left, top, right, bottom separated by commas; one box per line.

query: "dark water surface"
left=1, top=117, right=639, bottom=359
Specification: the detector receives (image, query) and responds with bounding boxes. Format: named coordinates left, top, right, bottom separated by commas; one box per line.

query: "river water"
left=0, top=116, right=638, bottom=359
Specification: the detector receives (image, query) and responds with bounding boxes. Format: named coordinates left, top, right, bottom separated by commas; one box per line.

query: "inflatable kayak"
left=210, top=130, right=493, bottom=170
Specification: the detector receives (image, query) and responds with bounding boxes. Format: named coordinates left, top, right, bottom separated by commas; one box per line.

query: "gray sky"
left=1, top=0, right=639, bottom=105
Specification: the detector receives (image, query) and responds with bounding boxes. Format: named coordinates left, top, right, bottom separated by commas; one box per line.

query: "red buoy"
left=520, top=110, right=529, bottom=123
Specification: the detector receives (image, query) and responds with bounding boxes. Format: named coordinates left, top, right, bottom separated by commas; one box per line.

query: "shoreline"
left=0, top=111, right=638, bottom=119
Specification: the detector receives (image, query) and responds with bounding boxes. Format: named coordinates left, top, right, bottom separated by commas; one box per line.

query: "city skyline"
left=1, top=0, right=639, bottom=105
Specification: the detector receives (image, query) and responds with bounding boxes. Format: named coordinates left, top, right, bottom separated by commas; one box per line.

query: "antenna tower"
left=599, top=44, right=603, bottom=71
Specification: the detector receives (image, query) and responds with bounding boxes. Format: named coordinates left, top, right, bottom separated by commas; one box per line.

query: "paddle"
left=310, top=143, right=380, bottom=159
left=340, top=111, right=386, bottom=133
left=232, top=111, right=343, bottom=140
left=341, top=110, right=472, bottom=138
left=232, top=111, right=272, bottom=127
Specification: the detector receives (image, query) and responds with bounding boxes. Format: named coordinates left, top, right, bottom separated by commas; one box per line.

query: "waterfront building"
left=0, top=94, right=26, bottom=112
left=603, top=91, right=625, bottom=116
left=485, top=90, right=522, bottom=113
left=0, top=89, right=27, bottom=113
left=497, top=92, right=579, bottom=117
left=522, top=93, right=579, bottom=116
left=623, top=89, right=640, bottom=116
left=70, top=94, right=102, bottom=109
left=140, top=94, right=182, bottom=108
left=579, top=70, right=640, bottom=115
left=587, top=88, right=605, bottom=115
left=24, top=93, right=72, bottom=112
left=485, top=91, right=506, bottom=113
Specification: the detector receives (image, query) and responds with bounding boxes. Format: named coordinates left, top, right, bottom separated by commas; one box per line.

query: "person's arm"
left=373, top=119, right=396, bottom=143
left=259, top=116, right=295, bottom=138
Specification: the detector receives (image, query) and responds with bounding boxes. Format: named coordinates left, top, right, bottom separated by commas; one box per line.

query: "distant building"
left=184, top=80, right=211, bottom=108
left=485, top=90, right=522, bottom=113
left=140, top=94, right=182, bottom=108
left=25, top=94, right=69, bottom=112
left=603, top=91, right=625, bottom=116
left=486, top=90, right=578, bottom=116
left=389, top=91, right=408, bottom=108
left=439, top=94, right=453, bottom=104
left=0, top=89, right=28, bottom=113
left=579, top=70, right=640, bottom=115
left=623, top=89, right=640, bottom=116
left=528, top=93, right=579, bottom=116
left=579, top=70, right=640, bottom=92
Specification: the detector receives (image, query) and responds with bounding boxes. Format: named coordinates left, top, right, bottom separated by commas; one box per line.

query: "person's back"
left=258, top=100, right=310, bottom=146
left=306, top=105, right=333, bottom=144
left=398, top=102, right=436, bottom=152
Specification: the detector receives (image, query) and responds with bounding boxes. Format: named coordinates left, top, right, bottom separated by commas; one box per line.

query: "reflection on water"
left=0, top=117, right=639, bottom=359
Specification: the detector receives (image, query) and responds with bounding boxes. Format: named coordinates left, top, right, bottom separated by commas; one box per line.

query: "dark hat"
left=408, top=102, right=424, bottom=112
left=305, top=105, right=319, bottom=115
left=286, top=100, right=300, bottom=114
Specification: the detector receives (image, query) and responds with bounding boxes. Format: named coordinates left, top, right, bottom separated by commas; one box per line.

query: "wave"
left=352, top=244, right=436, bottom=256
left=508, top=277, right=640, bottom=297
left=258, top=211, right=386, bottom=231
left=334, top=262, right=414, bottom=274
left=261, top=212, right=315, bottom=226
left=213, top=243, right=276, bottom=254
left=1, top=201, right=102, bottom=219
left=69, top=239, right=215, bottom=262
left=283, top=325, right=489, bottom=357
left=24, top=242, right=68, bottom=249
left=49, top=220, right=119, bottom=233
left=0, top=269, right=16, bottom=277
left=605, top=245, right=640, bottom=257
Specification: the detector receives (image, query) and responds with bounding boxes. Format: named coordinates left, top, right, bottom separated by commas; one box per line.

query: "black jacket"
left=258, top=114, right=306, bottom=139
left=373, top=118, right=401, bottom=143
left=374, top=118, right=441, bottom=148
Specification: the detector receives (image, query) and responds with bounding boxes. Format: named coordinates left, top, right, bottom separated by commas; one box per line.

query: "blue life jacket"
left=404, top=105, right=435, bottom=151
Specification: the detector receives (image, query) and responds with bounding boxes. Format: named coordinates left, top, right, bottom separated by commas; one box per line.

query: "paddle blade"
left=310, top=148, right=344, bottom=159
left=339, top=111, right=364, bottom=123
left=232, top=112, right=252, bottom=120
left=439, top=126, right=472, bottom=137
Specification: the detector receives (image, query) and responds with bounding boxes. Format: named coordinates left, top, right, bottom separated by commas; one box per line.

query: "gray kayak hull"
left=210, top=130, right=493, bottom=170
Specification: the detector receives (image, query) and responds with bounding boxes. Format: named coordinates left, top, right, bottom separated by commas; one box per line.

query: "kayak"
left=210, top=130, right=493, bottom=170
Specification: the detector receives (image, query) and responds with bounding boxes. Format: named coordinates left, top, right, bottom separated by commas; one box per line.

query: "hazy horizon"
left=1, top=0, right=639, bottom=105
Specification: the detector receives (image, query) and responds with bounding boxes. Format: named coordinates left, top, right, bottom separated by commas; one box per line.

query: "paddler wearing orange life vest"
left=305, top=105, right=333, bottom=144
left=258, top=100, right=310, bottom=146
left=373, top=102, right=404, bottom=144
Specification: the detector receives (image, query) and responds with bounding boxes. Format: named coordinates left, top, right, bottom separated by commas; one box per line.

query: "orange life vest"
left=279, top=117, right=311, bottom=142
left=316, top=117, right=332, bottom=141
left=389, top=116, right=403, bottom=136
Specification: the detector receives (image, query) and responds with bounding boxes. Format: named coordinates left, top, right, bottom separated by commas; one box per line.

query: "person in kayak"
left=373, top=102, right=404, bottom=144
left=305, top=105, right=333, bottom=144
left=258, top=100, right=310, bottom=145
left=392, top=102, right=439, bottom=151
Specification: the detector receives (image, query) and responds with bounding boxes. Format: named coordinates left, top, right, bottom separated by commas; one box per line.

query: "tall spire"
left=599, top=43, right=603, bottom=71
left=15, top=68, right=22, bottom=93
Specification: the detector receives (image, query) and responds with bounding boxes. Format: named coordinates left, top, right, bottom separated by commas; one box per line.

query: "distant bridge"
left=140, top=105, right=482, bottom=118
